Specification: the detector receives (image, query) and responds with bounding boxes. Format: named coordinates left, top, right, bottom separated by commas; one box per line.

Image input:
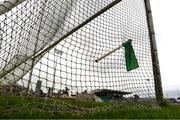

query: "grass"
left=0, top=96, right=180, bottom=119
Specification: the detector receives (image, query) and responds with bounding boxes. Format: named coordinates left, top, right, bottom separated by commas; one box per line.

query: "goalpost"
left=0, top=0, right=163, bottom=103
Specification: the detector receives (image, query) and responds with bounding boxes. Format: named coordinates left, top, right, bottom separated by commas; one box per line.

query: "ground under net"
left=0, top=0, right=155, bottom=100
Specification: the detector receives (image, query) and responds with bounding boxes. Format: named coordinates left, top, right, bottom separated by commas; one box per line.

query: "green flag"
left=123, top=39, right=139, bottom=71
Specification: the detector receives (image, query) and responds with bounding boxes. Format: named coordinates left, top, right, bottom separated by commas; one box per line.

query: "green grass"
left=0, top=96, right=180, bottom=119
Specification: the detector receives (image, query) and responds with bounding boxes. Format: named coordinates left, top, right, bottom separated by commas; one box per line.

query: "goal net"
left=0, top=0, right=157, bottom=99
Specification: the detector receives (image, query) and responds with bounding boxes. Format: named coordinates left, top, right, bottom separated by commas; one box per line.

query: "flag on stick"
left=123, top=39, right=139, bottom=71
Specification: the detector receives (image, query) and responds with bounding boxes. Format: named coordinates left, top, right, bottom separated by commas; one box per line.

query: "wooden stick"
left=95, top=45, right=123, bottom=62
left=0, top=0, right=26, bottom=15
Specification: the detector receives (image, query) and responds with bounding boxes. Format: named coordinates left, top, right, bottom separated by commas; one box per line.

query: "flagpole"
left=95, top=45, right=123, bottom=62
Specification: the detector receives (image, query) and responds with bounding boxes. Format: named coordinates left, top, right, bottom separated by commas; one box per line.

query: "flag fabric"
left=122, top=39, right=139, bottom=71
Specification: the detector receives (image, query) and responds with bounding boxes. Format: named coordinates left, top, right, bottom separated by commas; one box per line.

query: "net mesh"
left=0, top=0, right=155, bottom=99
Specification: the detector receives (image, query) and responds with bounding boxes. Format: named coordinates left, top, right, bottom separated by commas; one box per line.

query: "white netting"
left=0, top=0, right=155, bottom=98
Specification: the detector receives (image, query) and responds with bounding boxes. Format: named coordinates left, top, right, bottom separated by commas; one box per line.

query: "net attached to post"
left=0, top=0, right=155, bottom=100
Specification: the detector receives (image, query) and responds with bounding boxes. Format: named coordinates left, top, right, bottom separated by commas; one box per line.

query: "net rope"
left=0, top=0, right=155, bottom=99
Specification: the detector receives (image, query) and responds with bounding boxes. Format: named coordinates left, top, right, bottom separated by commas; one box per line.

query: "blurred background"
left=151, top=0, right=180, bottom=98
